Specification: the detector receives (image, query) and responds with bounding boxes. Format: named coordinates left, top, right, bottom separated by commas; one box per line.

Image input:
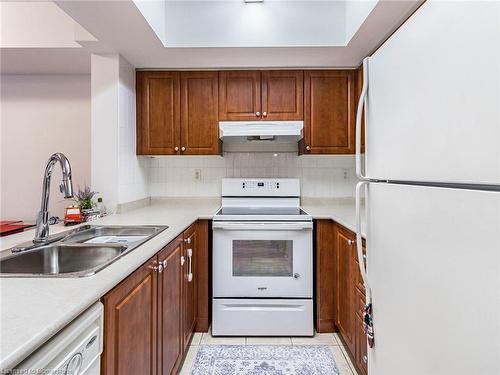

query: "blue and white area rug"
left=191, top=345, right=340, bottom=375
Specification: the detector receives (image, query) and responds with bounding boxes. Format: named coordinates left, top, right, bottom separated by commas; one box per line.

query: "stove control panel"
left=222, top=178, right=300, bottom=197
left=242, top=181, right=279, bottom=189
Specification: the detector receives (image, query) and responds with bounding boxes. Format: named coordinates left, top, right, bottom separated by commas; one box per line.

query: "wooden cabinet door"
left=158, top=236, right=183, bottom=375
left=355, top=290, right=368, bottom=375
left=303, top=70, right=356, bottom=154
left=261, top=70, right=303, bottom=120
left=182, top=223, right=198, bottom=350
left=335, top=226, right=355, bottom=352
left=102, top=256, right=158, bottom=375
left=219, top=71, right=261, bottom=121
left=195, top=220, right=210, bottom=332
left=180, top=72, right=220, bottom=155
left=137, top=72, right=180, bottom=155
left=315, top=220, right=337, bottom=333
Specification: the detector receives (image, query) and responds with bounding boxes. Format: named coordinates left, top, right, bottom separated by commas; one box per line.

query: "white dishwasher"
left=15, top=302, right=103, bottom=375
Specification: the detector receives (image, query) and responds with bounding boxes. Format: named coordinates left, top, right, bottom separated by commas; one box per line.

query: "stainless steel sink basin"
left=62, top=225, right=163, bottom=244
left=0, top=244, right=127, bottom=277
left=0, top=225, right=168, bottom=277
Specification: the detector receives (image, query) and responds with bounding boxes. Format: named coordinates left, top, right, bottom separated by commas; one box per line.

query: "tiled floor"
left=179, top=331, right=358, bottom=375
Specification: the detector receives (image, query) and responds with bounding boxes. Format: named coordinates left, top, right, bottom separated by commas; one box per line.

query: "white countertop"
left=301, top=197, right=366, bottom=237
left=0, top=198, right=220, bottom=371
left=0, top=196, right=364, bottom=370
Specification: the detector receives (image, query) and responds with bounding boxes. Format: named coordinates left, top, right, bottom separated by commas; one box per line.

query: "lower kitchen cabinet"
left=102, top=221, right=206, bottom=375
left=335, top=224, right=356, bottom=354
left=182, top=223, right=198, bottom=351
left=315, top=220, right=368, bottom=375
left=102, top=255, right=158, bottom=375
left=355, top=289, right=368, bottom=375
left=158, top=237, right=183, bottom=375
left=315, top=220, right=336, bottom=332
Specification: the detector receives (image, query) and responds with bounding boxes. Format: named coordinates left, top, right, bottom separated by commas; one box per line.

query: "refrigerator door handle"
left=356, top=180, right=375, bottom=348
left=355, top=180, right=371, bottom=303
left=356, top=57, right=369, bottom=181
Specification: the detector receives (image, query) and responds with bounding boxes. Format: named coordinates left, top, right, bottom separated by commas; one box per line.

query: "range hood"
left=219, top=121, right=304, bottom=151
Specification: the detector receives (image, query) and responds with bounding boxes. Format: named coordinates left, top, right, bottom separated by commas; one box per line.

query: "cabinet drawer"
left=354, top=266, right=366, bottom=296
left=355, top=316, right=368, bottom=375
left=356, top=288, right=365, bottom=319
left=354, top=242, right=366, bottom=295
left=213, top=299, right=314, bottom=336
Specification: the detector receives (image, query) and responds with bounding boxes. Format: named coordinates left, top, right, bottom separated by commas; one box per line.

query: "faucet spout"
left=34, top=153, right=74, bottom=244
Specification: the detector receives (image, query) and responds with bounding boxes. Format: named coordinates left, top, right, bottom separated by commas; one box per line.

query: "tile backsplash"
left=147, top=153, right=357, bottom=198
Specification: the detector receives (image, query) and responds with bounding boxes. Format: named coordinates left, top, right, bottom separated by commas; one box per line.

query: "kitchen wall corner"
left=91, top=53, right=149, bottom=213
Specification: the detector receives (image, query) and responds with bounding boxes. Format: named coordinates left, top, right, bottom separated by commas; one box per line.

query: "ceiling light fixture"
left=244, top=0, right=264, bottom=3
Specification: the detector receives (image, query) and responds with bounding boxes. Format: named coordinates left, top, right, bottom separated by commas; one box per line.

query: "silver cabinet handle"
left=356, top=57, right=369, bottom=181
left=187, top=248, right=193, bottom=282
left=181, top=146, right=186, bottom=152
left=256, top=111, right=261, bottom=117
left=262, top=111, right=267, bottom=117
left=184, top=237, right=191, bottom=244
left=152, top=264, right=163, bottom=273
left=162, top=259, right=167, bottom=268
left=181, top=255, right=185, bottom=266
left=347, top=239, right=356, bottom=246
left=363, top=355, right=368, bottom=364
left=174, top=146, right=179, bottom=152
left=305, top=145, right=311, bottom=151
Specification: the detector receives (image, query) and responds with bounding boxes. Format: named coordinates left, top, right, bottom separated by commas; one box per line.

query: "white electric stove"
left=212, top=178, right=314, bottom=336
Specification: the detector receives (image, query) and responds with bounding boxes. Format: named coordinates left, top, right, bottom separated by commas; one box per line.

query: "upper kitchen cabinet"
left=301, top=70, right=356, bottom=154
left=219, top=70, right=303, bottom=121
left=137, top=71, right=220, bottom=155
left=261, top=70, right=303, bottom=120
left=180, top=71, right=220, bottom=155
left=136, top=71, right=180, bottom=155
left=218, top=71, right=262, bottom=121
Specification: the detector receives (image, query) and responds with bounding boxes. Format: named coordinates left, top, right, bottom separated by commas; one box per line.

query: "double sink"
left=0, top=225, right=168, bottom=278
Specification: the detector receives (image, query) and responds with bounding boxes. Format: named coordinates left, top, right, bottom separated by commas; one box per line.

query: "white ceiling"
left=56, top=0, right=423, bottom=69
left=1, top=0, right=422, bottom=73
left=161, top=1, right=347, bottom=48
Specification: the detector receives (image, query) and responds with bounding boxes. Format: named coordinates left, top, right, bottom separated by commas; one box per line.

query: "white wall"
left=149, top=153, right=357, bottom=198
left=0, top=74, right=91, bottom=222
left=0, top=2, right=85, bottom=48
left=118, top=57, right=149, bottom=204
left=91, top=54, right=120, bottom=211
left=91, top=53, right=149, bottom=212
left=164, top=1, right=346, bottom=47
left=345, top=0, right=378, bottom=43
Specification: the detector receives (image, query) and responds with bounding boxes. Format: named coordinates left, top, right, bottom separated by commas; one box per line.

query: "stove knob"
left=293, top=273, right=300, bottom=279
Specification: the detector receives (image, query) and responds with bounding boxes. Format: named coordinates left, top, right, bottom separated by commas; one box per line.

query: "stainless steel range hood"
left=219, top=121, right=303, bottom=151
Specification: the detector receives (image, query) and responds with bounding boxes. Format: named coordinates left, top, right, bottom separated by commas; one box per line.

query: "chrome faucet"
left=33, top=153, right=74, bottom=244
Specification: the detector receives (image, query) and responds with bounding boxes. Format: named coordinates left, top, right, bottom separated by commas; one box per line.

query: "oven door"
left=212, top=221, right=313, bottom=298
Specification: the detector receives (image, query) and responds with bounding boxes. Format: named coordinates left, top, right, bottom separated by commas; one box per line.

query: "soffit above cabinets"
left=0, top=1, right=96, bottom=74
left=56, top=0, right=423, bottom=69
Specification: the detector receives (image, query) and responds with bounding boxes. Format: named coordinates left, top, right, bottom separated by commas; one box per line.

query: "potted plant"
left=74, top=185, right=98, bottom=218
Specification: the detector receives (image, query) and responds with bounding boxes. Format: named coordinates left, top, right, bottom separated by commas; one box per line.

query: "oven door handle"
left=212, top=222, right=313, bottom=231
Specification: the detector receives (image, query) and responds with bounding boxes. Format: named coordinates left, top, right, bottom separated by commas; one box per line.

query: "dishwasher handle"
left=212, top=221, right=313, bottom=231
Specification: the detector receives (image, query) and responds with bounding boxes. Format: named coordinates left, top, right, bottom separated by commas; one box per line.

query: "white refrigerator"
left=355, top=1, right=500, bottom=374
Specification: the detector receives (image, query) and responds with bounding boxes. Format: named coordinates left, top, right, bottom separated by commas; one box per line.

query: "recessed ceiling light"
left=244, top=0, right=264, bottom=3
